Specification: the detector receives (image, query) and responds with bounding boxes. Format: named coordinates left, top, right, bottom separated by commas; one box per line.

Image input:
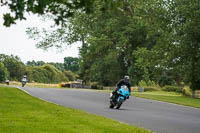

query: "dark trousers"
left=112, top=87, right=119, bottom=94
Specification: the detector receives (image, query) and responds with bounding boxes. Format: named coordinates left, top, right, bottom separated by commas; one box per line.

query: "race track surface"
left=20, top=87, right=200, bottom=133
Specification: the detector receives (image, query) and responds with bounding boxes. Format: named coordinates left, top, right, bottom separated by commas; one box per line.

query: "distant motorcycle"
left=109, top=85, right=130, bottom=109
left=22, top=81, right=26, bottom=87
left=21, top=76, right=27, bottom=87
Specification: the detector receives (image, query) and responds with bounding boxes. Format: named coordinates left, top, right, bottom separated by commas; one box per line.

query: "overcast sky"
left=0, top=7, right=80, bottom=63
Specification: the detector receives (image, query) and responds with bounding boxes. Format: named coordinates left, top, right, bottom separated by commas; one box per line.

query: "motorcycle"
left=21, top=81, right=26, bottom=87
left=109, top=85, right=130, bottom=109
left=21, top=76, right=27, bottom=87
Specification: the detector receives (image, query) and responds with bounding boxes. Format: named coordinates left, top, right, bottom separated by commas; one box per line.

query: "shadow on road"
left=106, top=108, right=132, bottom=111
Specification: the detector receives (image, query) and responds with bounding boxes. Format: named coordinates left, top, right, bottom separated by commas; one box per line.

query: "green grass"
left=0, top=86, right=151, bottom=133
left=0, top=81, right=60, bottom=88
left=133, top=91, right=200, bottom=108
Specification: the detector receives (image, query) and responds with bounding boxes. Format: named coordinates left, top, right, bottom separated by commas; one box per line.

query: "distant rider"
left=22, top=75, right=27, bottom=82
left=21, top=75, right=27, bottom=87
left=112, top=75, right=131, bottom=99
left=5, top=79, right=9, bottom=85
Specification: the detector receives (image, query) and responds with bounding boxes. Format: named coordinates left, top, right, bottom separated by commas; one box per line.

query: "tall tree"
left=26, top=0, right=165, bottom=85
left=72, top=0, right=160, bottom=85
left=0, top=54, right=26, bottom=81
left=23, top=0, right=200, bottom=91
left=170, top=0, right=200, bottom=90
left=0, top=62, right=9, bottom=82
left=133, top=0, right=200, bottom=90
left=64, top=57, right=79, bottom=73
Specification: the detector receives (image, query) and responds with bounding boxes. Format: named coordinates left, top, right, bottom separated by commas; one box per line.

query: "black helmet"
left=124, top=75, right=130, bottom=80
left=124, top=75, right=130, bottom=83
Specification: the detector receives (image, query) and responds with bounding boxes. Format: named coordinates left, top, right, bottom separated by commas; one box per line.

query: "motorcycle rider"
left=5, top=79, right=9, bottom=85
left=111, top=75, right=131, bottom=99
left=21, top=75, right=27, bottom=87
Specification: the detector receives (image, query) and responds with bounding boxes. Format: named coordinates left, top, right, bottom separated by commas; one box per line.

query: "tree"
left=31, top=64, right=68, bottom=83
left=0, top=0, right=125, bottom=27
left=63, top=70, right=76, bottom=81
left=48, top=62, right=65, bottom=72
left=1, top=0, right=97, bottom=26
left=64, top=57, right=79, bottom=73
left=0, top=54, right=26, bottom=81
left=131, top=0, right=200, bottom=90
left=27, top=60, right=65, bottom=72
left=26, top=60, right=45, bottom=66
left=143, top=0, right=200, bottom=89
left=15, top=0, right=200, bottom=90
left=74, top=0, right=161, bottom=85
left=26, top=0, right=165, bottom=86
left=26, top=60, right=37, bottom=66
left=171, top=0, right=200, bottom=90
left=0, top=62, right=9, bottom=82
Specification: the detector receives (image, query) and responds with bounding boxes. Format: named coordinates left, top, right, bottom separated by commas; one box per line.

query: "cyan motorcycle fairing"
left=117, top=85, right=130, bottom=102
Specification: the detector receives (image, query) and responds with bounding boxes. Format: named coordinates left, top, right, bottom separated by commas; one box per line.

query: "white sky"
left=0, top=7, right=80, bottom=63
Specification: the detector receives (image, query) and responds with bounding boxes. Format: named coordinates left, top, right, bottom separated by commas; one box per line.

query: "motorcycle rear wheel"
left=109, top=104, right=114, bottom=108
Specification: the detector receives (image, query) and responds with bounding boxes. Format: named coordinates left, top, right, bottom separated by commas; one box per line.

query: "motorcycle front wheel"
left=116, top=99, right=123, bottom=109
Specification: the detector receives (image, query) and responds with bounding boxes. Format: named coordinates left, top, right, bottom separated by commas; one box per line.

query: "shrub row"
left=162, top=86, right=183, bottom=93
left=144, top=87, right=159, bottom=92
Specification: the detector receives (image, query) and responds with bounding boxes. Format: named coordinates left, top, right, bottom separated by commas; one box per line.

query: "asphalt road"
left=19, top=87, right=200, bottom=133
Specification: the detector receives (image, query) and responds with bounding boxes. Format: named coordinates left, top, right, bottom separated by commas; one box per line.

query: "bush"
left=139, top=80, right=157, bottom=87
left=147, top=80, right=156, bottom=86
left=144, top=87, right=159, bottom=92
left=158, top=75, right=173, bottom=87
left=97, top=85, right=103, bottom=90
left=182, top=86, right=192, bottom=96
left=138, top=80, right=147, bottom=86
left=63, top=70, right=76, bottom=81
left=162, top=86, right=183, bottom=93
left=31, top=65, right=69, bottom=83
left=31, top=67, right=50, bottom=83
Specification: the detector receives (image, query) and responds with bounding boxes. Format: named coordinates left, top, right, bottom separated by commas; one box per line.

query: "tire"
left=22, top=83, right=25, bottom=87
left=109, top=98, right=115, bottom=108
left=116, top=99, right=123, bottom=109
left=109, top=104, right=114, bottom=108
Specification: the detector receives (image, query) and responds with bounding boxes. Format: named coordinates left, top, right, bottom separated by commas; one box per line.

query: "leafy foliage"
left=0, top=54, right=26, bottom=81
left=172, top=0, right=200, bottom=90
left=0, top=62, right=9, bottom=82
left=31, top=64, right=69, bottom=83
left=0, top=54, right=78, bottom=83
left=162, top=86, right=183, bottom=93
left=2, top=0, right=200, bottom=90
left=27, top=60, right=45, bottom=66
left=1, top=0, right=96, bottom=26
left=63, top=70, right=77, bottom=81
left=64, top=57, right=79, bottom=73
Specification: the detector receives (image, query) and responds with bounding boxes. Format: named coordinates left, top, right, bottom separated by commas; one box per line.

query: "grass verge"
left=5, top=81, right=60, bottom=88
left=0, top=86, right=151, bottom=133
left=133, top=91, right=200, bottom=108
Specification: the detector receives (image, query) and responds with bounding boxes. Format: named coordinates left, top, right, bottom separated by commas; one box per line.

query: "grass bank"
left=0, top=86, right=151, bottom=133
left=133, top=91, right=200, bottom=108
left=0, top=81, right=59, bottom=88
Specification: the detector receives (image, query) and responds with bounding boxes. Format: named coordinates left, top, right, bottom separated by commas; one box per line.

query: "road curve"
left=19, top=87, right=200, bottom=133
